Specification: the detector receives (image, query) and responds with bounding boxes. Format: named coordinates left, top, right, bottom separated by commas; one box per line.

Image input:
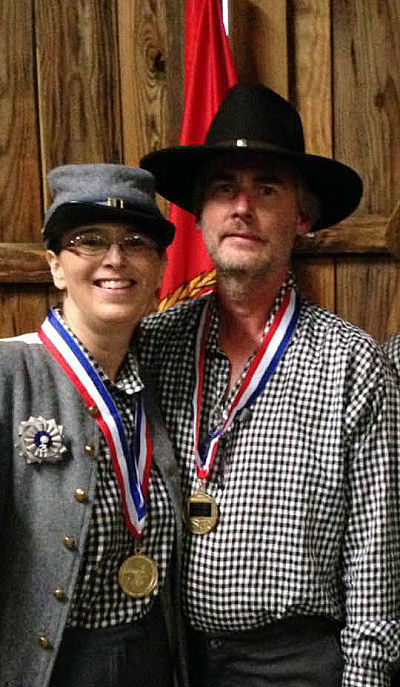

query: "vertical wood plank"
left=291, top=0, right=332, bottom=158
left=229, top=0, right=288, bottom=97
left=292, top=0, right=335, bottom=312
left=35, top=0, right=123, bottom=199
left=0, top=0, right=42, bottom=241
left=335, top=256, right=400, bottom=341
left=293, top=256, right=335, bottom=309
left=333, top=0, right=400, bottom=336
left=333, top=0, right=400, bottom=215
left=118, top=0, right=184, bottom=165
left=0, top=285, right=50, bottom=338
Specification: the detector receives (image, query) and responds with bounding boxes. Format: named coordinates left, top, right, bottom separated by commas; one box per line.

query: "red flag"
left=159, top=0, right=237, bottom=310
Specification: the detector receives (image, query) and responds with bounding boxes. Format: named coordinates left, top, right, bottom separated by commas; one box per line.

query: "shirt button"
left=209, top=638, right=224, bottom=649
left=38, top=633, right=53, bottom=650
left=62, top=535, right=76, bottom=551
left=84, top=443, right=97, bottom=458
left=74, top=488, right=88, bottom=503
left=52, top=586, right=67, bottom=601
left=87, top=404, right=99, bottom=418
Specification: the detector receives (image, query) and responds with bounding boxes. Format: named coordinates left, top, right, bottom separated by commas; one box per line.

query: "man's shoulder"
left=298, top=298, right=390, bottom=371
left=300, top=298, right=377, bottom=347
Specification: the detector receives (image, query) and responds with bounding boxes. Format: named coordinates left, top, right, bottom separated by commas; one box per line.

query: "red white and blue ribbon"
left=39, top=309, right=152, bottom=539
left=193, top=287, right=300, bottom=479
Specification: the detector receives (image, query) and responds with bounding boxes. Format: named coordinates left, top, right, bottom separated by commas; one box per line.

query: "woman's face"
left=46, top=223, right=166, bottom=338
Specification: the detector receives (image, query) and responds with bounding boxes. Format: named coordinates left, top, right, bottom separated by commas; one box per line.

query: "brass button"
left=74, top=488, right=88, bottom=503
left=52, top=586, right=67, bottom=601
left=62, top=535, right=76, bottom=551
left=87, top=404, right=99, bottom=418
left=84, top=443, right=96, bottom=457
left=38, top=633, right=53, bottom=650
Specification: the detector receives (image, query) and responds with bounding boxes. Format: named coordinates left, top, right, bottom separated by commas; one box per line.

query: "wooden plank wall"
left=0, top=0, right=399, bottom=342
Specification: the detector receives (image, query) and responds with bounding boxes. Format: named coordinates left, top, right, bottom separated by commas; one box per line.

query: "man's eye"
left=211, top=182, right=234, bottom=194
left=258, top=184, right=274, bottom=195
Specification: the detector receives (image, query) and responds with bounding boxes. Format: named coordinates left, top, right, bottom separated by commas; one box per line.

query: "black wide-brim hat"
left=44, top=164, right=175, bottom=250
left=141, top=84, right=363, bottom=230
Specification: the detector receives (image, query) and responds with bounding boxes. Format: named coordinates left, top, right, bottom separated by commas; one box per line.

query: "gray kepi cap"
left=43, top=163, right=175, bottom=250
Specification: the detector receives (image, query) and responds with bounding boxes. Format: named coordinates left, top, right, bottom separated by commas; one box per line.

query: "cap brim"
left=141, top=145, right=363, bottom=230
left=44, top=201, right=175, bottom=248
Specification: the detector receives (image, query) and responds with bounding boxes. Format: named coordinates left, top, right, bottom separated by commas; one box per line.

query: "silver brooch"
left=18, top=416, right=68, bottom=464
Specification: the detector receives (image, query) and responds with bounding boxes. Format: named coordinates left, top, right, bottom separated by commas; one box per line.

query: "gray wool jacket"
left=0, top=333, right=188, bottom=687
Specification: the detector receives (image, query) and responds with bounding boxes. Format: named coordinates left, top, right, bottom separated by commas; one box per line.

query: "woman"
left=0, top=164, right=187, bottom=687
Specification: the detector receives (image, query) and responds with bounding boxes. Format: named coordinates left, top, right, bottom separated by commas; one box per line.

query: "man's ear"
left=296, top=214, right=313, bottom=237
left=46, top=250, right=66, bottom=291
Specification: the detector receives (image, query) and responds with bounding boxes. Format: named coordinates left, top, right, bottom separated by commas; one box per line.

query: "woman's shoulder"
left=0, top=332, right=45, bottom=374
left=0, top=331, right=41, bottom=345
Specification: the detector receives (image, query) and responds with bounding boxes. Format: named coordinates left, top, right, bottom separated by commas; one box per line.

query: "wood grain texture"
left=295, top=216, right=390, bottom=254
left=0, top=0, right=42, bottom=241
left=118, top=0, right=184, bottom=163
left=229, top=0, right=288, bottom=96
left=118, top=0, right=183, bottom=218
left=333, top=0, right=400, bottom=215
left=336, top=256, right=400, bottom=341
left=0, top=244, right=51, bottom=282
left=293, top=257, right=335, bottom=311
left=291, top=0, right=335, bottom=311
left=291, top=0, right=332, bottom=157
left=386, top=198, right=400, bottom=258
left=35, top=0, right=123, bottom=200
left=0, top=285, right=50, bottom=337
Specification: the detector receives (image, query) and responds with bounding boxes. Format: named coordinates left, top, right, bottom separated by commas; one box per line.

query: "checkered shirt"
left=52, top=312, right=175, bottom=629
left=139, top=275, right=400, bottom=687
left=383, top=335, right=400, bottom=379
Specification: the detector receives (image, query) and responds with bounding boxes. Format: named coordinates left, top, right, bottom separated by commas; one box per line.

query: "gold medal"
left=118, top=552, right=158, bottom=598
left=186, top=491, right=219, bottom=535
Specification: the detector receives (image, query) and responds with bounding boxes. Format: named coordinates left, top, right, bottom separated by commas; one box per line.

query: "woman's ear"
left=46, top=250, right=66, bottom=291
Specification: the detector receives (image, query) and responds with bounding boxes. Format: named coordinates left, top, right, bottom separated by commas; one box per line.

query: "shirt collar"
left=53, top=307, right=143, bottom=395
left=206, top=272, right=297, bottom=354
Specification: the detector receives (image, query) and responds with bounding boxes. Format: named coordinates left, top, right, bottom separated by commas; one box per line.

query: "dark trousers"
left=187, top=615, right=344, bottom=687
left=392, top=666, right=400, bottom=686
left=50, top=600, right=173, bottom=687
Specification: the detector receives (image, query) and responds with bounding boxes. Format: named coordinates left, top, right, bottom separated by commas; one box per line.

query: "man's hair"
left=193, top=156, right=321, bottom=228
left=294, top=172, right=320, bottom=226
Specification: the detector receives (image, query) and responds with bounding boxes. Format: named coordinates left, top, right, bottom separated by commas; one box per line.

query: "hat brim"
left=141, top=144, right=363, bottom=230
left=44, top=201, right=175, bottom=249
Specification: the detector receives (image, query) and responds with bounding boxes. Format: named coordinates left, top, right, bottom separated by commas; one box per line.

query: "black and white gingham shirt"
left=384, top=335, right=400, bottom=379
left=139, top=276, right=400, bottom=687
left=53, top=312, right=175, bottom=629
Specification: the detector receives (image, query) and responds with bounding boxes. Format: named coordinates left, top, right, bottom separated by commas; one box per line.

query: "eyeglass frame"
left=59, top=227, right=162, bottom=257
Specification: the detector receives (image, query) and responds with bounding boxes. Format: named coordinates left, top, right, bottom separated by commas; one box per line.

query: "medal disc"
left=186, top=491, right=219, bottom=534
left=118, top=553, right=158, bottom=598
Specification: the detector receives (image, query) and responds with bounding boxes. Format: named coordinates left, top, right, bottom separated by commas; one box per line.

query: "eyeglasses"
left=62, top=230, right=159, bottom=257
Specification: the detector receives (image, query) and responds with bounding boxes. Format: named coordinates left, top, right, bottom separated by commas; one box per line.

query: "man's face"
left=197, top=157, right=312, bottom=281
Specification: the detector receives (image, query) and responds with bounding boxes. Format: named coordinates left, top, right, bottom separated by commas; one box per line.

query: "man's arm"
left=341, top=349, right=399, bottom=687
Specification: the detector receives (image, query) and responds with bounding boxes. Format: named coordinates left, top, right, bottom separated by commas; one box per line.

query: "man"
left=140, top=85, right=399, bottom=686
left=383, top=335, right=400, bottom=687
left=0, top=164, right=187, bottom=687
